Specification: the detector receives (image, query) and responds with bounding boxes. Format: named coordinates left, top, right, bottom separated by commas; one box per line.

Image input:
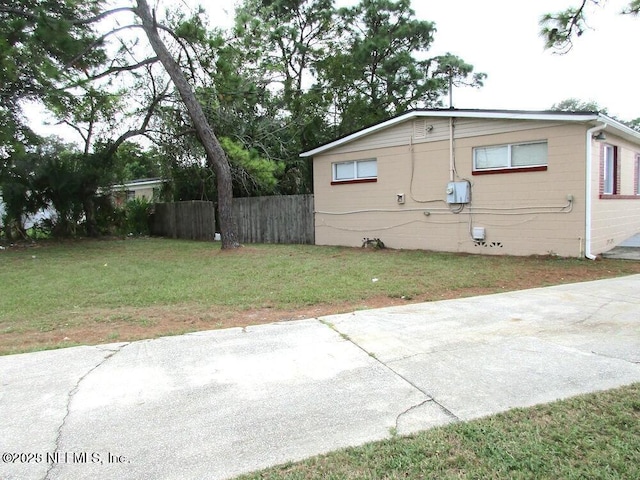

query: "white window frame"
left=473, top=141, right=548, bottom=172
left=635, top=154, right=640, bottom=195
left=603, top=145, right=617, bottom=195
left=332, top=159, right=377, bottom=182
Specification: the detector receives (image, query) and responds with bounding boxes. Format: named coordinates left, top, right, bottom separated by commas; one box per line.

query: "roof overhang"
left=300, top=109, right=640, bottom=157
left=111, top=178, right=165, bottom=190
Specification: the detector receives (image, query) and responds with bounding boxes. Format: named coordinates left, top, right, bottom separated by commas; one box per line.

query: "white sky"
left=208, top=0, right=640, bottom=120
left=31, top=0, right=639, bottom=143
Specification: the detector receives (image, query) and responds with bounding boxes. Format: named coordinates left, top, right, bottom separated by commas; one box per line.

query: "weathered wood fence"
left=151, top=201, right=216, bottom=241
left=233, top=194, right=314, bottom=244
left=151, top=195, right=314, bottom=244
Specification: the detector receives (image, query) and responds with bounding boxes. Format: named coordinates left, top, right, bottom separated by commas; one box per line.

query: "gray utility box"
left=446, top=181, right=471, bottom=204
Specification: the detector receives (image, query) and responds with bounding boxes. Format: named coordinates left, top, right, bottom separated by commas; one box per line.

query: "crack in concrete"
left=42, top=343, right=129, bottom=480
left=393, top=397, right=459, bottom=434
left=570, top=300, right=614, bottom=326
left=589, top=349, right=640, bottom=365
left=318, top=319, right=461, bottom=429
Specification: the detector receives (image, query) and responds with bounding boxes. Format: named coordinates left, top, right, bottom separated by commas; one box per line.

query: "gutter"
left=585, top=122, right=607, bottom=260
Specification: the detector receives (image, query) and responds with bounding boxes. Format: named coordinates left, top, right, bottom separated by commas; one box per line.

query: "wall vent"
left=474, top=241, right=503, bottom=248
left=413, top=119, right=427, bottom=139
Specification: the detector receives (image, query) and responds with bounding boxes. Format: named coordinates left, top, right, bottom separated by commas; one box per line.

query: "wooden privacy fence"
left=233, top=194, right=314, bottom=244
left=151, top=195, right=315, bottom=244
left=151, top=201, right=216, bottom=241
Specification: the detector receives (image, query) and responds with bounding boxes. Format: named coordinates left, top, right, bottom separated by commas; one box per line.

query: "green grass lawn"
left=2, top=238, right=638, bottom=478
left=235, top=383, right=640, bottom=479
left=1, top=237, right=640, bottom=354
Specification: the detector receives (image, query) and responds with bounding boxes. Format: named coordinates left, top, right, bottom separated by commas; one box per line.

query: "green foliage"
left=204, top=0, right=486, bottom=191
left=624, top=0, right=640, bottom=14
left=551, top=98, right=638, bottom=132
left=114, top=143, right=162, bottom=182
left=3, top=0, right=488, bottom=213
left=0, top=0, right=108, bottom=153
left=220, top=137, right=284, bottom=196
left=541, top=0, right=639, bottom=52
left=166, top=163, right=216, bottom=202
left=627, top=117, right=640, bottom=132
left=316, top=0, right=484, bottom=134
left=123, top=198, right=152, bottom=235
left=0, top=135, right=130, bottom=239
left=551, top=98, right=606, bottom=113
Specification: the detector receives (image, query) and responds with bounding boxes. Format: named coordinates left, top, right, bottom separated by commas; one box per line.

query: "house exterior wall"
left=590, top=133, right=640, bottom=254
left=131, top=186, right=156, bottom=200
left=112, top=182, right=162, bottom=206
left=313, top=119, right=589, bottom=257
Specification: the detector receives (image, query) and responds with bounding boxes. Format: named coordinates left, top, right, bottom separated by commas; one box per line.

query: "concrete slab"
left=1, top=275, right=639, bottom=480
left=619, top=233, right=640, bottom=247
left=602, top=246, right=640, bottom=260
left=325, top=275, right=640, bottom=422
left=602, top=232, right=640, bottom=259
left=0, top=343, right=128, bottom=480
left=1, top=320, right=429, bottom=480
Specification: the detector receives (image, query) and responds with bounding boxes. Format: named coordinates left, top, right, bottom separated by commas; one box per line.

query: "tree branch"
left=104, top=83, right=171, bottom=158
left=77, top=57, right=160, bottom=84
left=71, top=7, right=135, bottom=25
left=64, top=25, right=141, bottom=70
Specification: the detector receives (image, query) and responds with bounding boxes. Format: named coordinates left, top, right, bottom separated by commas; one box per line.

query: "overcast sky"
left=31, top=0, right=639, bottom=142
left=209, top=0, right=639, bottom=120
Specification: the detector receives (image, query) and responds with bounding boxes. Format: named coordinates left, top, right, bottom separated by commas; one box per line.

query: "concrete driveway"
left=2, top=275, right=639, bottom=480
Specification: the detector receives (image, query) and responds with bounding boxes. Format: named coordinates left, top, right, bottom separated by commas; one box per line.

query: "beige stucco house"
left=301, top=109, right=640, bottom=258
left=111, top=178, right=164, bottom=206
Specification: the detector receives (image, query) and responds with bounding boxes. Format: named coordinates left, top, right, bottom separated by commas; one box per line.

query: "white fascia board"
left=299, top=110, right=604, bottom=158
left=111, top=179, right=165, bottom=190
left=299, top=111, right=418, bottom=157
left=597, top=114, right=640, bottom=143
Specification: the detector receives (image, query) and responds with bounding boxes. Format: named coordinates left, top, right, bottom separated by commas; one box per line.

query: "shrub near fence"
left=152, top=201, right=216, bottom=241
left=233, top=194, right=314, bottom=244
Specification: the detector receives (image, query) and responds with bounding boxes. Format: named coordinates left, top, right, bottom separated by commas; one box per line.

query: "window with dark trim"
left=472, top=141, right=547, bottom=174
left=602, top=144, right=618, bottom=195
left=332, top=159, right=377, bottom=184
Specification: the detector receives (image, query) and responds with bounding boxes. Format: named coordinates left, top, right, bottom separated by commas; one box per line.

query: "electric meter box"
left=446, top=181, right=470, bottom=204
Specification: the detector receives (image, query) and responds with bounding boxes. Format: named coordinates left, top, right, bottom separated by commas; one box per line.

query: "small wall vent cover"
left=472, top=227, right=485, bottom=241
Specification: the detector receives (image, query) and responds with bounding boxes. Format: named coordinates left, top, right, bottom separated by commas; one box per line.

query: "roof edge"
left=300, top=109, right=638, bottom=158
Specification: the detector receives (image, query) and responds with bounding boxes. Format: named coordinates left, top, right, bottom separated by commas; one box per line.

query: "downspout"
left=585, top=122, right=607, bottom=260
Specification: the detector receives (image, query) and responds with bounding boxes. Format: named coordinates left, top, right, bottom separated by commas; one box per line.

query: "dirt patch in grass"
left=0, top=299, right=396, bottom=355
left=3, top=260, right=637, bottom=356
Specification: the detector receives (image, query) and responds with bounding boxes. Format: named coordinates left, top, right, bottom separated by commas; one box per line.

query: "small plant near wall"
left=362, top=237, right=385, bottom=249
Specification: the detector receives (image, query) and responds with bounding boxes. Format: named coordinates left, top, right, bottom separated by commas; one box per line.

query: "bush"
left=123, top=198, right=152, bottom=236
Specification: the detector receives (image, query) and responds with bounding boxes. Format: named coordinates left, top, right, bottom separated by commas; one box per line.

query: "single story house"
left=110, top=178, right=164, bottom=206
left=300, top=109, right=640, bottom=258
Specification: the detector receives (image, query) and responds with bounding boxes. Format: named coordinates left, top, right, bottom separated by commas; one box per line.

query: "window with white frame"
left=332, top=159, right=377, bottom=182
left=635, top=155, right=640, bottom=195
left=603, top=145, right=617, bottom=195
left=473, top=141, right=548, bottom=172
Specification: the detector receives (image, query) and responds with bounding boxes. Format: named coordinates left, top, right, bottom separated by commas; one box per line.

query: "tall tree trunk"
left=83, top=195, right=98, bottom=237
left=134, top=0, right=240, bottom=249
